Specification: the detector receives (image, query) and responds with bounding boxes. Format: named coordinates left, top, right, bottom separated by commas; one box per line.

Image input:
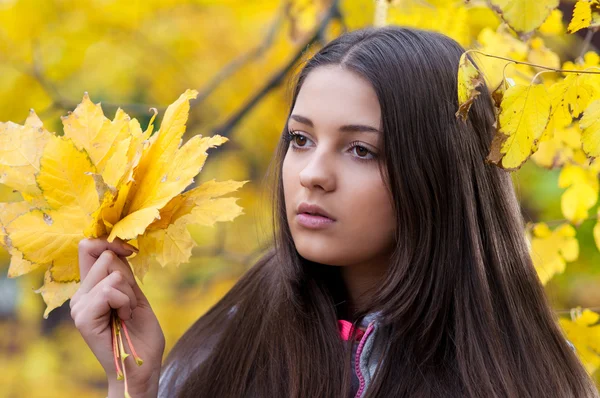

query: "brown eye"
left=355, top=146, right=369, bottom=157
left=294, top=135, right=307, bottom=147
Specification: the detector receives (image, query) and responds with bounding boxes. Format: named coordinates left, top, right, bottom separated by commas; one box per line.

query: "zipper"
left=353, top=321, right=375, bottom=398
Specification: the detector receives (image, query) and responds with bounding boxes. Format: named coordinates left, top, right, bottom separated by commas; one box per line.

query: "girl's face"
left=282, top=65, right=396, bottom=267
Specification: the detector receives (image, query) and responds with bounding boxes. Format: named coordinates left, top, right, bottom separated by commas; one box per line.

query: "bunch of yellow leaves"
left=0, top=89, right=248, bottom=319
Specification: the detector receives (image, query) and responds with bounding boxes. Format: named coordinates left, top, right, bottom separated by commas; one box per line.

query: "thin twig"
left=578, top=28, right=597, bottom=61
left=195, top=2, right=286, bottom=104
left=524, top=214, right=600, bottom=231
left=555, top=306, right=600, bottom=316
left=212, top=0, right=341, bottom=138
left=466, top=49, right=600, bottom=75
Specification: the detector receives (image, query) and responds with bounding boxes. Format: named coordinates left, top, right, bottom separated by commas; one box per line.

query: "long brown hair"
left=159, top=26, right=599, bottom=397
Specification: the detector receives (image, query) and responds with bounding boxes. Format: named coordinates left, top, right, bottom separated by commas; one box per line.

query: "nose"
left=298, top=148, right=336, bottom=192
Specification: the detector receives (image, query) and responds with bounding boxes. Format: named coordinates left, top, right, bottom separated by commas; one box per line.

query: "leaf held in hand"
left=1, top=90, right=247, bottom=318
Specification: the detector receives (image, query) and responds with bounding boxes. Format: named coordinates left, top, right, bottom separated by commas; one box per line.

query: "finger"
left=79, top=250, right=136, bottom=295
left=100, top=270, right=138, bottom=311
left=76, top=286, right=131, bottom=328
left=78, top=237, right=138, bottom=281
left=71, top=274, right=137, bottom=326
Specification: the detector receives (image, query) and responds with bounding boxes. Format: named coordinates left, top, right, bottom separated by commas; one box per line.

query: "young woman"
left=70, top=26, right=599, bottom=397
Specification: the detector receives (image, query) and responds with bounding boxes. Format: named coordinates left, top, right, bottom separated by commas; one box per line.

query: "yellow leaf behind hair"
left=456, top=52, right=485, bottom=121
left=488, top=84, right=551, bottom=170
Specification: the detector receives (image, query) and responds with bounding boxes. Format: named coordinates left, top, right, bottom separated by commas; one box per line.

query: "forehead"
left=291, top=65, right=381, bottom=128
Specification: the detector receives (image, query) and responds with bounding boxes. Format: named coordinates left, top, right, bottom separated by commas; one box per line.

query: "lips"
left=297, top=202, right=336, bottom=221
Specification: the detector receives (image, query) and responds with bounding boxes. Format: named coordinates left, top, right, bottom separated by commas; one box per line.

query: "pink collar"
left=337, top=319, right=365, bottom=341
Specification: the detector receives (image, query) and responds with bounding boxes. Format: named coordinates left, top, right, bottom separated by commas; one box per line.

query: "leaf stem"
left=465, top=49, right=600, bottom=76
left=111, top=312, right=124, bottom=380
left=121, top=320, right=144, bottom=366
left=116, top=317, right=132, bottom=398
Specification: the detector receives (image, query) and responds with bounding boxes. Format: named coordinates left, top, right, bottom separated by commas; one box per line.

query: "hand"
left=70, top=237, right=165, bottom=397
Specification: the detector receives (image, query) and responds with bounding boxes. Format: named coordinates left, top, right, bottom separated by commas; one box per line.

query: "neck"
left=339, top=255, right=388, bottom=316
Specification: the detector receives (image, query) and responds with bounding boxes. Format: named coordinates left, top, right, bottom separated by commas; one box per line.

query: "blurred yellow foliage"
left=1, top=0, right=600, bottom=394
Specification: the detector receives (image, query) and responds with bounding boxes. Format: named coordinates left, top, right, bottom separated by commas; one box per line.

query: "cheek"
left=341, top=178, right=395, bottom=246
left=282, top=154, right=297, bottom=213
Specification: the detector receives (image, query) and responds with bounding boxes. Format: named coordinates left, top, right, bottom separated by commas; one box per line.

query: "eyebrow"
left=288, top=114, right=381, bottom=134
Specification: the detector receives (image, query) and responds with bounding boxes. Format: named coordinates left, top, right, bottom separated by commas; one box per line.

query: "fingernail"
left=121, top=241, right=139, bottom=253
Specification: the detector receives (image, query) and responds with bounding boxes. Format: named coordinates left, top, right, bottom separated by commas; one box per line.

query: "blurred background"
left=0, top=0, right=599, bottom=396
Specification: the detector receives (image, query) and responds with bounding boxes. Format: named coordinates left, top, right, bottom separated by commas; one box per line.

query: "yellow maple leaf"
left=108, top=90, right=229, bottom=242
left=130, top=179, right=248, bottom=282
left=487, top=83, right=551, bottom=170
left=559, top=309, right=600, bottom=374
left=0, top=110, right=51, bottom=201
left=1, top=90, right=246, bottom=317
left=34, top=269, right=79, bottom=319
left=489, top=0, right=559, bottom=35
left=456, top=52, right=485, bottom=120
left=0, top=201, right=38, bottom=278
left=36, top=135, right=99, bottom=214
left=62, top=93, right=130, bottom=169
left=7, top=206, right=88, bottom=282
left=529, top=222, right=578, bottom=285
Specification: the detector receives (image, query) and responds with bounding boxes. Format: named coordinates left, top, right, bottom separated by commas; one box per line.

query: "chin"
left=293, top=239, right=344, bottom=266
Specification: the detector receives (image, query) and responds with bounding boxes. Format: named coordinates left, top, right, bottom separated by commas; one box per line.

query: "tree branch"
left=195, top=2, right=287, bottom=104
left=212, top=0, right=341, bottom=138
left=578, top=27, right=598, bottom=61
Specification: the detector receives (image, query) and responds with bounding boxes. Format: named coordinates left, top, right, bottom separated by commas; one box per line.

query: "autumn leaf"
left=0, top=110, right=51, bottom=201
left=34, top=269, right=80, bottom=319
left=108, top=89, right=219, bottom=242
left=559, top=309, right=600, bottom=374
left=531, top=125, right=583, bottom=169
left=488, top=0, right=559, bottom=35
left=129, top=179, right=248, bottom=282
left=456, top=52, right=485, bottom=120
left=487, top=83, right=551, bottom=170
left=558, top=163, right=599, bottom=226
left=527, top=37, right=560, bottom=72
left=580, top=99, right=600, bottom=158
left=1, top=89, right=247, bottom=318
left=567, top=0, right=600, bottom=34
left=529, top=222, right=579, bottom=285
left=539, top=8, right=564, bottom=35
left=552, top=73, right=596, bottom=119
left=0, top=201, right=38, bottom=278
left=36, top=135, right=99, bottom=214
left=473, top=27, right=531, bottom=90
